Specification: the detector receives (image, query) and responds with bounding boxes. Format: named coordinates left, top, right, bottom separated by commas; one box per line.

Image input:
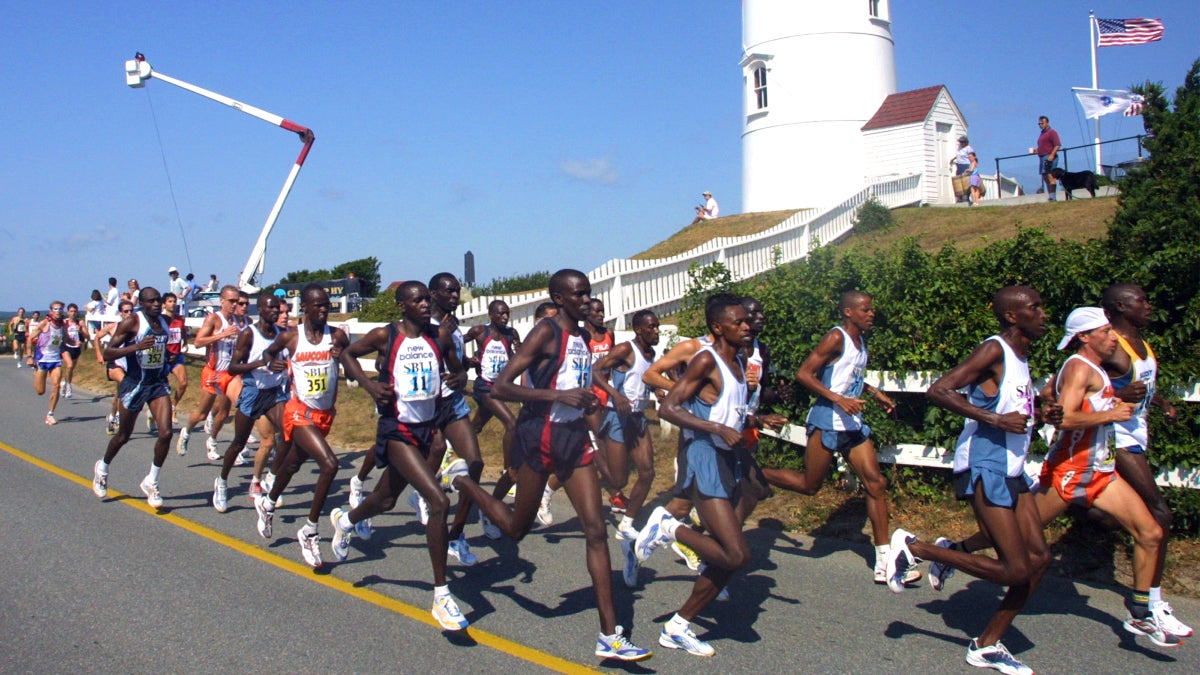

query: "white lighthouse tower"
left=741, top=1, right=897, bottom=212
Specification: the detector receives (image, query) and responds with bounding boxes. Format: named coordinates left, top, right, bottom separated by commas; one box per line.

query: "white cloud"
left=62, top=225, right=119, bottom=251
left=559, top=157, right=619, bottom=185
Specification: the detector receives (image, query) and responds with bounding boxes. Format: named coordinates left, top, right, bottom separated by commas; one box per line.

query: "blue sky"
left=2, top=1, right=1196, bottom=312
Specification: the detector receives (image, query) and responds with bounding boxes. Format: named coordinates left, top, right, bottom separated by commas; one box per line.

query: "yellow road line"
left=0, top=439, right=598, bottom=675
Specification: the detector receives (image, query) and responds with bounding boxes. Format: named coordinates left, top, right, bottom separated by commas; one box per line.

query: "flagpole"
left=1090, top=11, right=1102, bottom=173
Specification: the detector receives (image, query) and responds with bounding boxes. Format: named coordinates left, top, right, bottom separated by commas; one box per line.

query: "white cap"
left=168, top=266, right=179, bottom=274
left=1056, top=307, right=1108, bottom=350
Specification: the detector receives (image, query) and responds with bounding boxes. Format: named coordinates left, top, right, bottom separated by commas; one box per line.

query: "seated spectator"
left=691, top=190, right=720, bottom=225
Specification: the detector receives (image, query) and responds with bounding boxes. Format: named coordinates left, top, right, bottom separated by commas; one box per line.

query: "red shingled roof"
left=862, top=85, right=946, bottom=131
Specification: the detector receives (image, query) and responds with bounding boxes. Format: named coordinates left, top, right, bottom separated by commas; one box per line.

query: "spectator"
left=122, top=278, right=141, bottom=309
left=968, top=151, right=983, bottom=206
left=85, top=289, right=104, bottom=332
left=690, top=190, right=720, bottom=225
left=206, top=274, right=219, bottom=292
left=168, top=266, right=190, bottom=314
left=1035, top=116, right=1061, bottom=202
left=104, top=277, right=121, bottom=315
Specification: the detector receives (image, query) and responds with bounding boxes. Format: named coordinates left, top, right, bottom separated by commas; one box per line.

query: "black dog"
left=1049, top=168, right=1098, bottom=199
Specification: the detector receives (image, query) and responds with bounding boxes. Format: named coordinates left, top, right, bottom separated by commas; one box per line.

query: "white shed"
left=862, top=85, right=968, bottom=206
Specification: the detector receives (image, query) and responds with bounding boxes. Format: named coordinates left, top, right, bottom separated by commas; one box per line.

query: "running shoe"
left=1123, top=612, right=1184, bottom=648
left=609, top=492, right=628, bottom=514
left=672, top=541, right=702, bottom=571
left=883, top=529, right=920, bottom=594
left=349, top=476, right=365, bottom=509
left=432, top=594, right=469, bottom=630
left=92, top=461, right=108, bottom=499
left=479, top=513, right=503, bottom=540
left=614, top=521, right=639, bottom=541
left=928, top=537, right=957, bottom=591
left=408, top=490, right=429, bottom=526
left=64, top=383, right=72, bottom=399
left=247, top=432, right=259, bottom=445
left=634, top=506, right=676, bottom=563
left=176, top=429, right=189, bottom=456
left=298, top=529, right=323, bottom=568
left=106, top=414, right=116, bottom=436
left=261, top=472, right=283, bottom=508
left=233, top=449, right=253, bottom=467
left=255, top=495, right=274, bottom=539
left=440, top=458, right=469, bottom=493
left=1152, top=601, right=1194, bottom=638
left=329, top=507, right=352, bottom=560
left=204, top=412, right=214, bottom=435
left=212, top=477, right=228, bottom=513
left=59, top=381, right=67, bottom=396
left=249, top=479, right=263, bottom=502
left=875, top=560, right=924, bottom=586
left=537, top=490, right=554, bottom=527
left=44, top=412, right=56, bottom=426
left=659, top=624, right=714, bottom=657
left=448, top=533, right=478, bottom=566
left=595, top=626, right=652, bottom=661
left=146, top=415, right=156, bottom=433
left=965, top=639, right=1033, bottom=675
left=205, top=437, right=221, bottom=461
left=621, top=539, right=639, bottom=588
left=140, top=477, right=163, bottom=509
left=354, top=517, right=373, bottom=541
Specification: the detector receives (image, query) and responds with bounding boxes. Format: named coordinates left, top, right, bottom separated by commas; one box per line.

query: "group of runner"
left=12, top=272, right=1193, bottom=669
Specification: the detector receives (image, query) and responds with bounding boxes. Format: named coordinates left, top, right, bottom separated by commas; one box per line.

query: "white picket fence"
left=456, top=174, right=923, bottom=333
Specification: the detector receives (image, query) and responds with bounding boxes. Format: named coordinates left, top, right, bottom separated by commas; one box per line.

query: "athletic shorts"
left=807, top=424, right=872, bottom=457
left=283, top=397, right=335, bottom=442
left=1120, top=444, right=1146, bottom=455
left=1038, top=461, right=1115, bottom=508
left=64, top=346, right=82, bottom=361
left=201, top=365, right=234, bottom=397
left=513, top=414, right=594, bottom=482
left=472, top=378, right=494, bottom=406
left=37, top=360, right=62, bottom=372
left=675, top=434, right=743, bottom=501
left=954, top=469, right=1031, bottom=509
left=600, top=409, right=648, bottom=444
left=375, top=416, right=435, bottom=464
left=238, top=385, right=285, bottom=419
left=166, top=352, right=186, bottom=371
left=118, top=377, right=170, bottom=413
left=434, top=390, right=471, bottom=429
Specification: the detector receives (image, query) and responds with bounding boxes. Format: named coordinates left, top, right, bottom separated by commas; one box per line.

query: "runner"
left=469, top=299, right=522, bottom=539
left=324, top=280, right=472, bottom=629
left=9, top=308, right=27, bottom=366
left=212, top=295, right=289, bottom=513
left=253, top=285, right=349, bottom=568
left=28, top=301, right=68, bottom=425
left=759, top=291, right=917, bottom=585
left=251, top=305, right=294, bottom=503
left=162, top=292, right=190, bottom=428
left=178, top=285, right=245, bottom=460
left=884, top=286, right=1060, bottom=675
left=93, top=301, right=134, bottom=434
left=450, top=269, right=652, bottom=661
left=59, top=303, right=89, bottom=400
left=91, top=287, right=174, bottom=509
left=592, top=309, right=660, bottom=540
left=208, top=290, right=253, bottom=450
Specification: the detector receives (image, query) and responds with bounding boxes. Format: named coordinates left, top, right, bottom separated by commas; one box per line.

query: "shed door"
left=935, top=122, right=954, bottom=204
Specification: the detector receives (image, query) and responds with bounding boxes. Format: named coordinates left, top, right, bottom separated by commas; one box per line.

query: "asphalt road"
left=1, top=361, right=1197, bottom=673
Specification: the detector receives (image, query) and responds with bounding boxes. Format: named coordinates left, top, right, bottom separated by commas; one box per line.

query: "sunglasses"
left=236, top=301, right=249, bottom=306
left=50, top=306, right=64, bottom=311
left=119, top=309, right=132, bottom=314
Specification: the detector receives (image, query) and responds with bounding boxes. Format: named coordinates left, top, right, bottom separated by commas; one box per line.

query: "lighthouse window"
left=753, top=66, right=768, bottom=110
left=868, top=1, right=889, bottom=20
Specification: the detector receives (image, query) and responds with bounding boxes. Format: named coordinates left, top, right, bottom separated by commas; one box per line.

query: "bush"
left=852, top=197, right=895, bottom=234
left=472, top=271, right=551, bottom=296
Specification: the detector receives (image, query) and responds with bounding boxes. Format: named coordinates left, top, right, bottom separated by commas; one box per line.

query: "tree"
left=278, top=256, right=381, bottom=298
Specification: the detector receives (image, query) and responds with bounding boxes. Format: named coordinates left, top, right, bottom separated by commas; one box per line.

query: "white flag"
left=1073, top=87, right=1145, bottom=119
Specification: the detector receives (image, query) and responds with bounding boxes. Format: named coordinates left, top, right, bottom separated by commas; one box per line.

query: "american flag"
left=1096, top=18, right=1164, bottom=47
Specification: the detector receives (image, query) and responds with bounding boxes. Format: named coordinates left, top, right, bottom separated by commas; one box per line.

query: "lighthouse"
left=741, top=1, right=897, bottom=212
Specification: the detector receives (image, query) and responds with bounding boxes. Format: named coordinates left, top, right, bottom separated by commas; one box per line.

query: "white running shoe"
left=1152, top=601, right=1194, bottom=638
left=60, top=381, right=67, bottom=396
left=349, top=475, right=365, bottom=509
left=354, top=518, right=374, bottom=541
left=205, top=437, right=221, bottom=461
left=621, top=539, right=639, bottom=588
left=448, top=533, right=478, bottom=566
left=204, top=412, right=214, bottom=435
left=634, top=506, right=676, bottom=563
left=247, top=432, right=259, bottom=444
left=140, top=477, right=163, bottom=509
left=298, top=530, right=323, bottom=568
left=965, top=639, right=1033, bottom=674
left=212, top=478, right=229, bottom=513
left=233, top=449, right=253, bottom=467
left=883, top=529, right=920, bottom=594
left=659, top=624, right=714, bottom=657
left=329, top=507, right=352, bottom=561
left=595, top=626, right=652, bottom=661
left=927, top=537, right=957, bottom=591
left=440, top=458, right=469, bottom=493
left=146, top=415, right=155, bottom=433
left=1124, top=612, right=1184, bottom=647
left=479, top=513, right=503, bottom=540
left=261, top=472, right=283, bottom=508
left=64, top=383, right=72, bottom=399
left=875, top=559, right=923, bottom=586
left=408, top=490, right=430, bottom=526
left=537, top=490, right=554, bottom=527
left=176, top=430, right=189, bottom=456
left=255, top=495, right=275, bottom=539
left=92, top=461, right=108, bottom=499
left=614, top=521, right=639, bottom=541
left=44, top=412, right=56, bottom=426
left=431, top=594, right=469, bottom=630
